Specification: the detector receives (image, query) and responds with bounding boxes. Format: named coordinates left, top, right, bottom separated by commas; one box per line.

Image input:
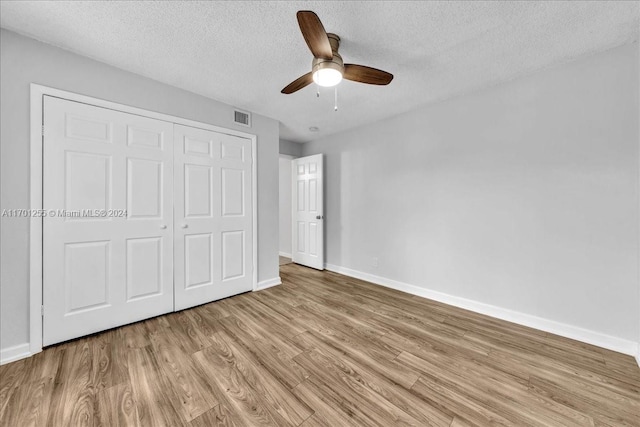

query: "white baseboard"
left=0, top=343, right=31, bottom=365
left=325, top=263, right=639, bottom=358
left=256, top=277, right=282, bottom=291
left=279, top=252, right=292, bottom=258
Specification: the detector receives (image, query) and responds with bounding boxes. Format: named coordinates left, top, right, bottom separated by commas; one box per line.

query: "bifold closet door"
left=43, top=96, right=174, bottom=346
left=173, top=124, right=253, bottom=310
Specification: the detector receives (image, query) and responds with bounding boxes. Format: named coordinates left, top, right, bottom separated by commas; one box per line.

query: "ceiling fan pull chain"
left=334, top=87, right=338, bottom=111
left=317, top=84, right=320, bottom=98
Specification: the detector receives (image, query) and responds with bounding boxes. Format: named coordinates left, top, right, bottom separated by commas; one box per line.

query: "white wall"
left=280, top=139, right=303, bottom=157
left=0, top=29, right=280, bottom=356
left=279, top=155, right=294, bottom=257
left=303, top=43, right=640, bottom=352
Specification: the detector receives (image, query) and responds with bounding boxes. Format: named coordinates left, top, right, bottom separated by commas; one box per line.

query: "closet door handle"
left=160, top=225, right=167, bottom=229
left=181, top=224, right=188, bottom=229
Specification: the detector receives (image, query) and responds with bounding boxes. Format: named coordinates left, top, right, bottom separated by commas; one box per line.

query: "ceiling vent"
left=233, top=109, right=251, bottom=127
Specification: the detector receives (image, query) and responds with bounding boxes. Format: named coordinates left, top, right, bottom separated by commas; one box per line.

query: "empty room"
left=1, top=1, right=639, bottom=426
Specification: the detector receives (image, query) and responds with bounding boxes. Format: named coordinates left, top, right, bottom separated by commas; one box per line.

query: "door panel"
left=297, top=222, right=305, bottom=252
left=222, top=230, right=245, bottom=280
left=292, top=154, right=324, bottom=270
left=65, top=114, right=112, bottom=142
left=184, top=136, right=212, bottom=157
left=127, top=158, right=163, bottom=218
left=126, top=237, right=163, bottom=300
left=174, top=125, right=253, bottom=310
left=65, top=152, right=112, bottom=213
left=185, top=233, right=214, bottom=288
left=64, top=241, right=110, bottom=312
left=185, top=164, right=213, bottom=217
left=309, top=223, right=318, bottom=256
left=127, top=125, right=164, bottom=149
left=222, top=168, right=244, bottom=215
left=309, top=179, right=317, bottom=211
left=297, top=181, right=305, bottom=211
left=221, top=140, right=245, bottom=161
left=43, top=96, right=174, bottom=346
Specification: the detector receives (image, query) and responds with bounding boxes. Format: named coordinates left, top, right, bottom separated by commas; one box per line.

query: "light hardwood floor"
left=1, top=263, right=639, bottom=426
left=279, top=256, right=293, bottom=266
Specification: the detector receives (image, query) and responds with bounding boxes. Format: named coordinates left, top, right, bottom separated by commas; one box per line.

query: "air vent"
left=233, top=110, right=251, bottom=127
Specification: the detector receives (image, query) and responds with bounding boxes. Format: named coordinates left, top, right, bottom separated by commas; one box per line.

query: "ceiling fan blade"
left=343, top=64, right=394, bottom=85
left=297, top=11, right=333, bottom=60
left=281, top=72, right=314, bottom=94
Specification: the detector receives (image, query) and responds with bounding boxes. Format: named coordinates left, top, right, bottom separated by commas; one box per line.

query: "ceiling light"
left=312, top=68, right=343, bottom=87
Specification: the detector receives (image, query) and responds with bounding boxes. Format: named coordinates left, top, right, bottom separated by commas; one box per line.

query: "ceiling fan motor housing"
left=312, top=33, right=344, bottom=75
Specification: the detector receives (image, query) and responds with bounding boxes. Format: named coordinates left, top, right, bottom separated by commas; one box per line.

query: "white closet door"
left=43, top=96, right=174, bottom=346
left=292, top=154, right=324, bottom=270
left=174, top=124, right=253, bottom=310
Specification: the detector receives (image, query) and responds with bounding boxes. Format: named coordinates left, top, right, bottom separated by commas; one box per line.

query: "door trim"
left=29, top=84, right=258, bottom=356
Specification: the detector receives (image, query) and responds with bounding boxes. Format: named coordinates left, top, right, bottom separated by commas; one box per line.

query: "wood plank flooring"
left=1, top=263, right=639, bottom=426
left=279, top=256, right=293, bottom=266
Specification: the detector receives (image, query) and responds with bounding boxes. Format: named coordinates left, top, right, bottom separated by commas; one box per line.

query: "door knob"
left=181, top=224, right=188, bottom=229
left=316, top=215, right=324, bottom=220
left=160, top=225, right=167, bottom=229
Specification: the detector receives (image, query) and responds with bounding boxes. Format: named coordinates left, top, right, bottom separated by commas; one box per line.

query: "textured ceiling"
left=1, top=1, right=638, bottom=143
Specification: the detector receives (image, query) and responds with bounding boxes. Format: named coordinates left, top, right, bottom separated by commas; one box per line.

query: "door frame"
left=29, top=84, right=258, bottom=356
left=278, top=154, right=295, bottom=259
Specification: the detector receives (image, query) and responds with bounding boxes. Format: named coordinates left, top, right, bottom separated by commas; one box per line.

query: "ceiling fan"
left=281, top=11, right=394, bottom=94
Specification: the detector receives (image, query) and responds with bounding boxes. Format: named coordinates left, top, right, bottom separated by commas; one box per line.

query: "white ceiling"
left=1, top=1, right=638, bottom=143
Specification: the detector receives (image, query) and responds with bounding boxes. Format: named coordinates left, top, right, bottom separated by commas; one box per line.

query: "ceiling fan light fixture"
left=313, top=67, right=343, bottom=87
left=312, top=56, right=343, bottom=87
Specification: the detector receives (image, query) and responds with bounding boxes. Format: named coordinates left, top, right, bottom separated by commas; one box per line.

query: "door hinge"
left=42, top=125, right=45, bottom=137
left=41, top=305, right=44, bottom=317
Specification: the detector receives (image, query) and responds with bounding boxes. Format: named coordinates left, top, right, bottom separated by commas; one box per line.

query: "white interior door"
left=174, top=124, right=253, bottom=310
left=43, top=96, right=174, bottom=346
left=292, top=154, right=324, bottom=270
